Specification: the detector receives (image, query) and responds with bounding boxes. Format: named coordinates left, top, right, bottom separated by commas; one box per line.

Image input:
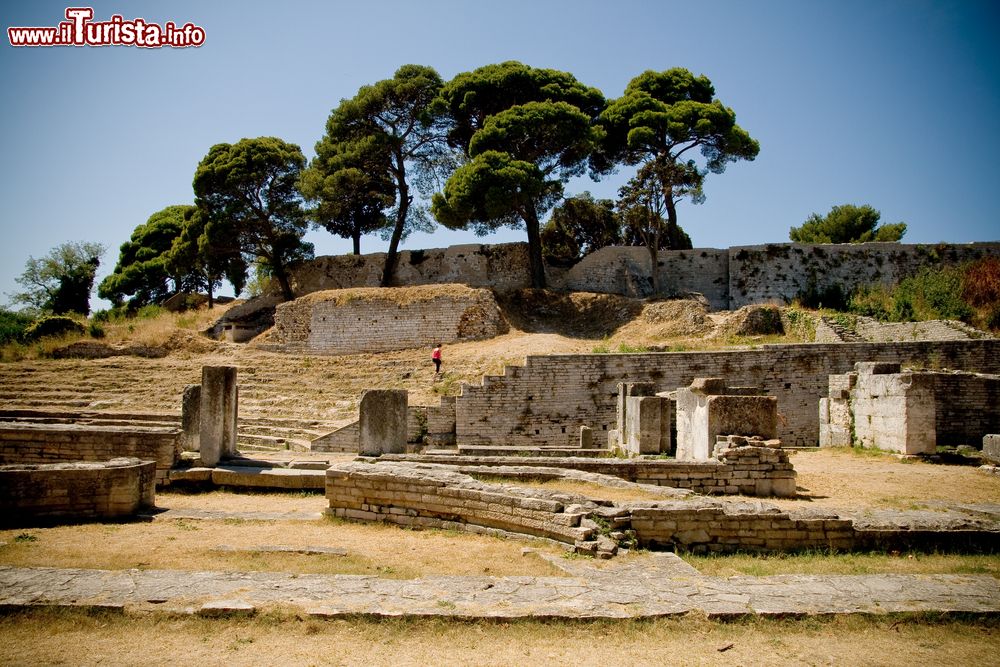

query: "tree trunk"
left=522, top=205, right=547, bottom=289
left=271, top=261, right=295, bottom=301
left=647, top=230, right=660, bottom=295
left=352, top=230, right=361, bottom=255
left=381, top=172, right=409, bottom=287
left=206, top=278, right=214, bottom=309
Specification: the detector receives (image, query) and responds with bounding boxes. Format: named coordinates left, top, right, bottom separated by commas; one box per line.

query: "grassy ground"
left=0, top=608, right=996, bottom=667
left=0, top=514, right=565, bottom=579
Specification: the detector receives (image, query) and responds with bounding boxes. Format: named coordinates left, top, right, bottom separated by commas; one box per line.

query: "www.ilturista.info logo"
left=7, top=7, right=205, bottom=48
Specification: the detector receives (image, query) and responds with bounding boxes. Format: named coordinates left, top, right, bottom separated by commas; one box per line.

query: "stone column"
left=181, top=384, right=201, bottom=452
left=358, top=389, right=408, bottom=456
left=615, top=382, right=655, bottom=451
left=199, top=366, right=238, bottom=467
left=579, top=425, right=594, bottom=449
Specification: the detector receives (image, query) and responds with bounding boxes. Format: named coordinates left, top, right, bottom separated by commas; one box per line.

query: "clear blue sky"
left=2, top=0, right=998, bottom=308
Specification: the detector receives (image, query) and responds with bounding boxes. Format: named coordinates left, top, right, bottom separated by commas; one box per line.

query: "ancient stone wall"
left=291, top=244, right=536, bottom=294
left=453, top=340, right=1000, bottom=449
left=0, top=458, right=156, bottom=525
left=727, top=242, right=999, bottom=308
left=287, top=241, right=1000, bottom=310
left=387, top=445, right=795, bottom=497
left=0, top=423, right=182, bottom=485
left=267, top=285, right=504, bottom=355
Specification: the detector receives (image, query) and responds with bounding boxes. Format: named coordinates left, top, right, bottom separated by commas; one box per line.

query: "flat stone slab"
left=213, top=544, right=347, bottom=556
left=1, top=556, right=997, bottom=620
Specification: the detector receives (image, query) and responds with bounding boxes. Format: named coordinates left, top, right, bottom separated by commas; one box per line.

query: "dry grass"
left=157, top=489, right=329, bottom=513
left=769, top=448, right=1000, bottom=511
left=687, top=551, right=1000, bottom=578
left=0, top=516, right=565, bottom=579
left=0, top=608, right=996, bottom=667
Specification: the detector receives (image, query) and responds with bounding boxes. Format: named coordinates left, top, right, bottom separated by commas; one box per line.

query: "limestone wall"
left=0, top=422, right=182, bottom=485
left=326, top=462, right=595, bottom=544
left=287, top=241, right=1000, bottom=310
left=727, top=242, right=999, bottom=308
left=454, top=340, right=1000, bottom=449
left=0, top=458, right=156, bottom=525
left=291, top=244, right=536, bottom=294
left=931, top=372, right=1000, bottom=444
left=268, top=284, right=505, bottom=355
left=388, top=445, right=795, bottom=497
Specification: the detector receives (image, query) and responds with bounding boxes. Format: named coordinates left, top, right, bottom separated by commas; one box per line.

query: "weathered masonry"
left=289, top=241, right=1000, bottom=311
left=0, top=458, right=156, bottom=526
left=453, top=340, right=1000, bottom=449
left=0, top=422, right=181, bottom=485
left=266, top=284, right=504, bottom=355
left=820, top=363, right=1000, bottom=452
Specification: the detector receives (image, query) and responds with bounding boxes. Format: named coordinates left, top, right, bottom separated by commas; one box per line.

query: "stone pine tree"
left=166, top=207, right=247, bottom=307
left=193, top=137, right=313, bottom=301
left=299, top=140, right=395, bottom=255
left=539, top=193, right=620, bottom=265
left=597, top=68, right=759, bottom=233
left=789, top=204, right=907, bottom=243
left=310, top=65, right=451, bottom=285
left=433, top=62, right=606, bottom=288
left=12, top=241, right=105, bottom=315
left=99, top=205, right=196, bottom=308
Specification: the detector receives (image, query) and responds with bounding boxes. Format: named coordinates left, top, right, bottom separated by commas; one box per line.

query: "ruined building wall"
left=0, top=423, right=182, bottom=485
left=453, top=340, right=1000, bottom=449
left=268, top=285, right=505, bottom=355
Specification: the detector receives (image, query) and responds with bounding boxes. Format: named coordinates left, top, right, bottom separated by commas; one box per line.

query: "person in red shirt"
left=432, top=343, right=442, bottom=375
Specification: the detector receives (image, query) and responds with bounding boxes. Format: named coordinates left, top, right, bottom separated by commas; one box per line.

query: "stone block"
left=623, top=396, right=670, bottom=455
left=615, top=382, right=656, bottom=449
left=199, top=366, right=238, bottom=467
left=358, top=389, right=408, bottom=456
left=983, top=434, right=1000, bottom=463
left=688, top=378, right=728, bottom=395
left=579, top=425, right=594, bottom=449
left=181, top=384, right=200, bottom=452
left=855, top=361, right=901, bottom=376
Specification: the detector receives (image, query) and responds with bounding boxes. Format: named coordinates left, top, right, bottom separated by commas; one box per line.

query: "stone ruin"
left=820, top=362, right=1000, bottom=454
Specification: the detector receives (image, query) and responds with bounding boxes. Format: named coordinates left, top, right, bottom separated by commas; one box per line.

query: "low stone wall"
left=0, top=457, right=156, bottom=525
left=326, top=462, right=596, bottom=544
left=630, top=500, right=855, bottom=553
left=0, top=422, right=182, bottom=486
left=311, top=397, right=458, bottom=453
left=326, top=461, right=999, bottom=555
left=267, top=284, right=505, bottom=355
left=381, top=444, right=796, bottom=498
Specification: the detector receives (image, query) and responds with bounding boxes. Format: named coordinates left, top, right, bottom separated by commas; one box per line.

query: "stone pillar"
left=199, top=366, right=238, bottom=467
left=181, top=384, right=201, bottom=452
left=852, top=363, right=935, bottom=455
left=623, top=395, right=670, bottom=455
left=615, top=382, right=655, bottom=450
left=984, top=435, right=1000, bottom=463
left=579, top=425, right=594, bottom=449
left=359, top=389, right=408, bottom=456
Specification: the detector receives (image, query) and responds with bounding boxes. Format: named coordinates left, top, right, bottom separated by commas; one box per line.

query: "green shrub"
left=848, top=284, right=893, bottom=321
left=25, top=315, right=85, bottom=340
left=88, top=322, right=106, bottom=339
left=135, top=304, right=163, bottom=320
left=892, top=266, right=972, bottom=322
left=0, top=309, right=34, bottom=345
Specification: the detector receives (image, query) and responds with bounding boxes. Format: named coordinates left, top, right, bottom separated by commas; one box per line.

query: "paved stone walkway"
left=2, top=553, right=997, bottom=620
